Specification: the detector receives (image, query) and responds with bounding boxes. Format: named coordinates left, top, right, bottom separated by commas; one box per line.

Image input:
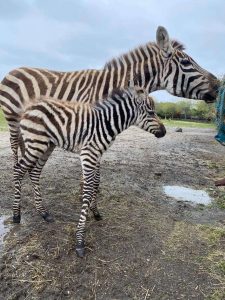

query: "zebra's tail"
left=0, top=82, right=25, bottom=161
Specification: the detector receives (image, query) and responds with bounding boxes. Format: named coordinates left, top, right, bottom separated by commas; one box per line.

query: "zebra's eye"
left=181, top=59, right=191, bottom=66
left=137, top=88, right=145, bottom=95
left=148, top=110, right=155, bottom=116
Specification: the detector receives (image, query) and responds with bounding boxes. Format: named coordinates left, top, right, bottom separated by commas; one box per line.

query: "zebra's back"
left=0, top=67, right=103, bottom=118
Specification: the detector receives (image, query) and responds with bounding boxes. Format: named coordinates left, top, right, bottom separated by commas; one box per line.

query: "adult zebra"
left=0, top=26, right=218, bottom=164
left=15, top=86, right=166, bottom=257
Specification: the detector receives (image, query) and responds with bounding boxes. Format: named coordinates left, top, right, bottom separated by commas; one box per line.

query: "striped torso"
left=20, top=88, right=140, bottom=154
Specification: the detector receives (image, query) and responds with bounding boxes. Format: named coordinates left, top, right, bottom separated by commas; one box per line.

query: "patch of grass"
left=199, top=225, right=225, bottom=245
left=0, top=109, right=7, bottom=131
left=166, top=222, right=204, bottom=256
left=165, top=222, right=225, bottom=298
left=215, top=194, right=225, bottom=210
left=163, top=119, right=216, bottom=129
left=217, top=260, right=225, bottom=275
left=207, top=161, right=220, bottom=170
left=208, top=290, right=225, bottom=300
left=209, top=188, right=225, bottom=210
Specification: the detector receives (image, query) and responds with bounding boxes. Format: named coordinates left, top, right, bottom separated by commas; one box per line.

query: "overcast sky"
left=0, top=0, right=224, bottom=102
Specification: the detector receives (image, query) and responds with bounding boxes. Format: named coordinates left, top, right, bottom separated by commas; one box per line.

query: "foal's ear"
left=156, top=26, right=173, bottom=57
left=135, top=88, right=148, bottom=105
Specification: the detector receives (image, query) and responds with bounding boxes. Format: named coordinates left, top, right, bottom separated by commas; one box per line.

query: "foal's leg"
left=90, top=163, right=102, bottom=220
left=28, top=144, right=55, bottom=222
left=75, top=150, right=100, bottom=257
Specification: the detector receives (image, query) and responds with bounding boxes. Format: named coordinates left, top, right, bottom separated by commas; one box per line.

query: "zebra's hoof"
left=13, top=215, right=21, bottom=223
left=94, top=213, right=103, bottom=221
left=41, top=212, right=54, bottom=223
left=76, top=242, right=85, bottom=258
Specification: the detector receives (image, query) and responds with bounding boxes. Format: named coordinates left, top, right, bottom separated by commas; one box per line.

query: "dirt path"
left=1, top=126, right=225, bottom=299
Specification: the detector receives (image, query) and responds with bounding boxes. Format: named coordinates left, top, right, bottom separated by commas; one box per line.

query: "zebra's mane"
left=39, top=89, right=155, bottom=111
left=104, top=39, right=185, bottom=69
left=171, top=40, right=185, bottom=51
left=108, top=88, right=127, bottom=99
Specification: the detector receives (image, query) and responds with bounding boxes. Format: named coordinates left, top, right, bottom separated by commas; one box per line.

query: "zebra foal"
left=14, top=86, right=166, bottom=257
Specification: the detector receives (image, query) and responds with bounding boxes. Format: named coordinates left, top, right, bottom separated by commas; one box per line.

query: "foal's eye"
left=181, top=59, right=191, bottom=66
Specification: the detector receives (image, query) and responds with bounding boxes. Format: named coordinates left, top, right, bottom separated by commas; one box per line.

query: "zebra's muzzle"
left=204, top=92, right=217, bottom=103
left=155, top=124, right=166, bottom=138
left=203, top=79, right=220, bottom=103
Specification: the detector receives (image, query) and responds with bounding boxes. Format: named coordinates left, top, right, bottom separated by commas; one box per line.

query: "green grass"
left=166, top=222, right=225, bottom=299
left=164, top=119, right=216, bottom=129
left=0, top=109, right=8, bottom=131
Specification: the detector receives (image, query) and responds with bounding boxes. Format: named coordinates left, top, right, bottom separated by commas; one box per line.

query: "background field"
left=164, top=119, right=216, bottom=129
left=0, top=108, right=216, bottom=132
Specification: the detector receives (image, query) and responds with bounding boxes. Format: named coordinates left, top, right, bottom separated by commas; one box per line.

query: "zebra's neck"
left=103, top=42, right=163, bottom=95
left=93, top=92, right=137, bottom=138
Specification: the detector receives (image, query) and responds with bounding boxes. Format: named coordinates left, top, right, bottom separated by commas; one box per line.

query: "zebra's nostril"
left=155, top=124, right=166, bottom=138
left=209, top=78, right=220, bottom=93
left=161, top=124, right=166, bottom=135
left=204, top=93, right=216, bottom=103
left=214, top=82, right=220, bottom=93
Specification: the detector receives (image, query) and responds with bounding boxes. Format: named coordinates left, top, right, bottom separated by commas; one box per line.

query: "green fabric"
left=215, top=79, right=225, bottom=145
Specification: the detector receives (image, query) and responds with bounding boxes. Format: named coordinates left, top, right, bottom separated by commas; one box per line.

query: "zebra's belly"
left=63, top=143, right=82, bottom=154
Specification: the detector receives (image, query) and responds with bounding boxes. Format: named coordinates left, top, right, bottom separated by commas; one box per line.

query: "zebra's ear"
left=128, top=79, right=134, bottom=88
left=156, top=26, right=173, bottom=56
left=135, top=88, right=148, bottom=105
left=128, top=73, right=139, bottom=88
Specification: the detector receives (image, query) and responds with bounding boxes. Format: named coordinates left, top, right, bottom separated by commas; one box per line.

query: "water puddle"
left=163, top=185, right=212, bottom=205
left=0, top=215, right=10, bottom=250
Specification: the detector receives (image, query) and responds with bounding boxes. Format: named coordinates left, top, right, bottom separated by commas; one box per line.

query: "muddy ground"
left=1, top=126, right=225, bottom=300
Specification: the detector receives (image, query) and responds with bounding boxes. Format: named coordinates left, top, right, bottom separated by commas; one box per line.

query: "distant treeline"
left=155, top=100, right=215, bottom=121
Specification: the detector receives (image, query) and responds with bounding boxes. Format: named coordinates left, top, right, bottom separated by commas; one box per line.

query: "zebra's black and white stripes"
left=13, top=86, right=166, bottom=257
left=0, top=26, right=218, bottom=164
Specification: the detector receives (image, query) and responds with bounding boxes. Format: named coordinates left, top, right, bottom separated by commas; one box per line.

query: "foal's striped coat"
left=14, top=86, right=166, bottom=257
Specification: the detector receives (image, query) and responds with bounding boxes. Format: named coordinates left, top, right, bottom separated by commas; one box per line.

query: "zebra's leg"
left=80, top=175, right=84, bottom=197
left=76, top=151, right=100, bottom=258
left=9, top=123, right=21, bottom=165
left=13, top=141, right=49, bottom=223
left=8, top=119, right=25, bottom=159
left=28, top=144, right=55, bottom=222
left=90, top=163, right=102, bottom=221
left=19, top=133, right=25, bottom=157
left=13, top=162, right=28, bottom=223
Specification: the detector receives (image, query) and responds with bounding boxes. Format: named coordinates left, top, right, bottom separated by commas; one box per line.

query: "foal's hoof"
left=13, top=215, right=21, bottom=224
left=94, top=213, right=103, bottom=221
left=41, top=212, right=54, bottom=223
left=76, top=242, right=85, bottom=258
